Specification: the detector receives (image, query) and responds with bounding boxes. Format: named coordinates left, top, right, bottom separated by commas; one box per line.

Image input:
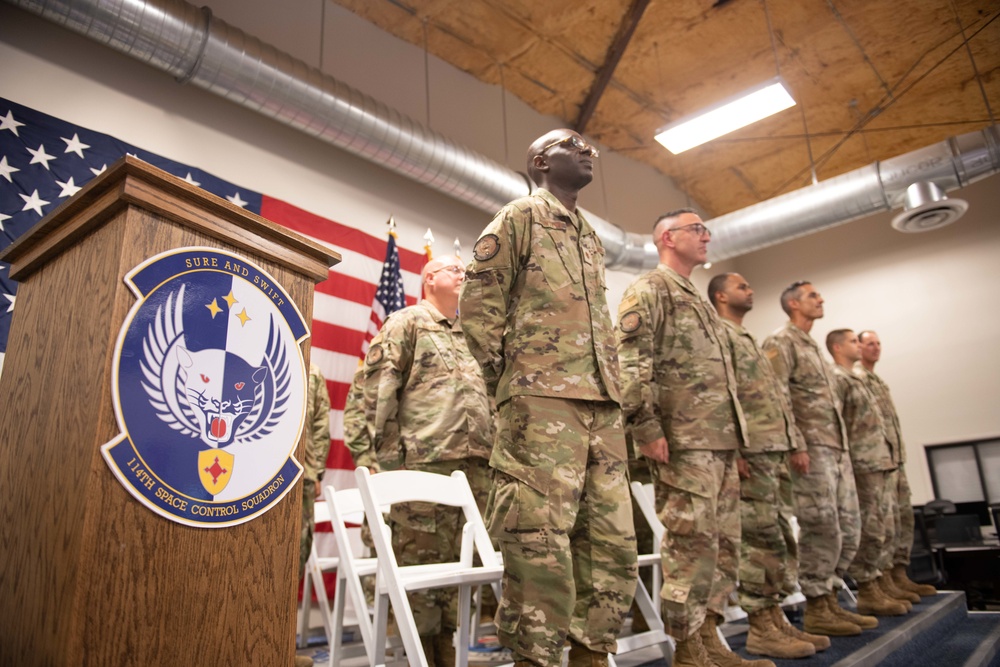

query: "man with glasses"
left=855, top=331, right=937, bottom=598
left=356, top=254, right=495, bottom=666
left=761, top=283, right=874, bottom=637
left=617, top=210, right=768, bottom=667
left=460, top=129, right=637, bottom=667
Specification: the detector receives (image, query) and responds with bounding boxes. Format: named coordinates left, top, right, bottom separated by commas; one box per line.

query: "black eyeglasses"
left=538, top=135, right=600, bottom=158
left=668, top=222, right=711, bottom=238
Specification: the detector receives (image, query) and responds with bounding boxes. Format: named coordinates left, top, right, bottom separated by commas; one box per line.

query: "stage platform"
left=295, top=590, right=1000, bottom=666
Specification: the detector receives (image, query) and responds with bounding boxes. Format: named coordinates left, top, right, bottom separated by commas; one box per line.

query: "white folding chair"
left=619, top=482, right=674, bottom=660
left=298, top=499, right=339, bottom=649
left=355, top=467, right=504, bottom=667
left=297, top=487, right=385, bottom=666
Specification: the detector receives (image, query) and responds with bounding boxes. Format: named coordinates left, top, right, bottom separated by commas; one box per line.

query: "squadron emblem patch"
left=620, top=311, right=642, bottom=333
left=101, top=247, right=308, bottom=528
left=473, top=234, right=500, bottom=261
left=366, top=343, right=385, bottom=365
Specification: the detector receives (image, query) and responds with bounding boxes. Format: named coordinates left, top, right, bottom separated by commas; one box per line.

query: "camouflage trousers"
left=737, top=451, right=798, bottom=613
left=486, top=397, right=637, bottom=667
left=390, top=457, right=493, bottom=637
left=793, top=446, right=860, bottom=598
left=846, top=470, right=896, bottom=583
left=651, top=449, right=740, bottom=640
left=892, top=467, right=915, bottom=566
left=300, top=479, right=319, bottom=577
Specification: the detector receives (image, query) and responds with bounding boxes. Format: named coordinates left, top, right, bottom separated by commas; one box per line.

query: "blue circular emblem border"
left=101, top=247, right=309, bottom=528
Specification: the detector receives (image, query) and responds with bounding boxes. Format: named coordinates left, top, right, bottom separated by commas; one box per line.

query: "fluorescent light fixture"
left=654, top=77, right=795, bottom=154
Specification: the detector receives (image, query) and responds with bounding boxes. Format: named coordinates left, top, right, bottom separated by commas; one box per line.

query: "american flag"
left=0, top=97, right=426, bottom=491
left=363, top=230, right=407, bottom=356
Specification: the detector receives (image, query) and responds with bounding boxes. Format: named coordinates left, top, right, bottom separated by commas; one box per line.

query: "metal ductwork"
left=4, top=0, right=657, bottom=271
left=706, top=126, right=1000, bottom=262
left=7, top=0, right=999, bottom=272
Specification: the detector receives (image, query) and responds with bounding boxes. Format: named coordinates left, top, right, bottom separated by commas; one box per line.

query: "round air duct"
left=891, top=181, right=969, bottom=233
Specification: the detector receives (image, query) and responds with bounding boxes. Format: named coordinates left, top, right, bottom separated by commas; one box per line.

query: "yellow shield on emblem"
left=198, top=449, right=235, bottom=496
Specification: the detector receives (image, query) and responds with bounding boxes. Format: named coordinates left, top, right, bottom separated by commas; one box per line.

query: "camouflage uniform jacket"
left=762, top=322, right=847, bottom=451
left=304, top=363, right=332, bottom=483
left=719, top=319, right=798, bottom=453
left=831, top=364, right=895, bottom=474
left=854, top=364, right=905, bottom=465
left=342, top=365, right=382, bottom=470
left=459, top=188, right=620, bottom=405
left=617, top=264, right=745, bottom=451
left=362, top=300, right=493, bottom=466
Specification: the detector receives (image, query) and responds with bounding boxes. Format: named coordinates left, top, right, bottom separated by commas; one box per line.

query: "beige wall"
left=3, top=1, right=997, bottom=503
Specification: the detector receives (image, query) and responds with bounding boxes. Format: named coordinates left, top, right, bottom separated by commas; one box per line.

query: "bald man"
left=357, top=254, right=495, bottom=666
left=461, top=129, right=637, bottom=667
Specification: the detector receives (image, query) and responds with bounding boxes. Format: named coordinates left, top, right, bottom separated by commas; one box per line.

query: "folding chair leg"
left=456, top=584, right=472, bottom=667
left=373, top=591, right=391, bottom=667
left=330, top=572, right=347, bottom=667
left=297, top=567, right=313, bottom=648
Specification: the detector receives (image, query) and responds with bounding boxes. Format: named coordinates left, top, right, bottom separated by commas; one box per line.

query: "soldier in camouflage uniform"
left=856, top=331, right=937, bottom=598
left=762, top=283, right=874, bottom=637
left=617, top=211, right=771, bottom=667
left=301, top=362, right=332, bottom=576
left=459, top=129, right=637, bottom=667
left=708, top=273, right=829, bottom=659
left=827, top=329, right=911, bottom=617
left=357, top=254, right=495, bottom=666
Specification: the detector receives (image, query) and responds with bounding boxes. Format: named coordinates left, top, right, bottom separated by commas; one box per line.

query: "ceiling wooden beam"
left=574, top=0, right=652, bottom=134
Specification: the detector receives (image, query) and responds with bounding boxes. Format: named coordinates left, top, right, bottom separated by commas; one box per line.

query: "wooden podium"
left=0, top=157, right=340, bottom=666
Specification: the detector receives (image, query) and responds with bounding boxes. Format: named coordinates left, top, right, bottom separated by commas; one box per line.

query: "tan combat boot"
left=700, top=614, right=776, bottom=667
left=856, top=579, right=908, bottom=616
left=746, top=608, right=815, bottom=659
left=876, top=575, right=914, bottom=610
left=880, top=571, right=920, bottom=603
left=769, top=605, right=830, bottom=650
left=826, top=592, right=879, bottom=629
left=672, top=633, right=715, bottom=667
left=892, top=563, right=937, bottom=597
left=567, top=639, right=609, bottom=667
left=803, top=595, right=861, bottom=636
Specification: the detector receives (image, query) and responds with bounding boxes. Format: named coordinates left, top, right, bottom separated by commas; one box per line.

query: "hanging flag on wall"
left=0, top=97, right=427, bottom=492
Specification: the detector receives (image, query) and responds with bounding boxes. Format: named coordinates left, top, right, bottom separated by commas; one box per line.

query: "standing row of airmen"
left=339, top=128, right=935, bottom=667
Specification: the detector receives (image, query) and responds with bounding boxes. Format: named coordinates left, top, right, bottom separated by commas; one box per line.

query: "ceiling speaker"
left=891, top=181, right=968, bottom=233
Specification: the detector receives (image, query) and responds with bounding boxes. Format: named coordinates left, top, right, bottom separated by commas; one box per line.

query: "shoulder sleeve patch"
left=366, top=343, right=384, bottom=366
left=764, top=346, right=780, bottom=361
left=620, top=311, right=642, bottom=334
left=473, top=234, right=500, bottom=261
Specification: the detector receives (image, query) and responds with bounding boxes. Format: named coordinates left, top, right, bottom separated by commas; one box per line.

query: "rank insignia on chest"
left=473, top=234, right=500, bottom=261
left=620, top=311, right=642, bottom=334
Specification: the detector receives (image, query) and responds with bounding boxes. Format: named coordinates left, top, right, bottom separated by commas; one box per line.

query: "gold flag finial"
left=423, top=228, right=435, bottom=260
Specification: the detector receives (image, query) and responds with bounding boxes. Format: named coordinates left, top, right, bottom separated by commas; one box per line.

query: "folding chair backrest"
left=354, top=467, right=503, bottom=667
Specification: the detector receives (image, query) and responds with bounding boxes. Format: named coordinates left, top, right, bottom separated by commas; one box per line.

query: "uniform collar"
left=783, top=320, right=819, bottom=348
left=534, top=188, right=590, bottom=232
left=658, top=263, right=698, bottom=296
left=419, top=299, right=456, bottom=327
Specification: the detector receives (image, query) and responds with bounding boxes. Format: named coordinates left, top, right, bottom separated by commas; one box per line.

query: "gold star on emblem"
left=235, top=307, right=251, bottom=327
left=223, top=289, right=237, bottom=309
left=205, top=298, right=223, bottom=318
